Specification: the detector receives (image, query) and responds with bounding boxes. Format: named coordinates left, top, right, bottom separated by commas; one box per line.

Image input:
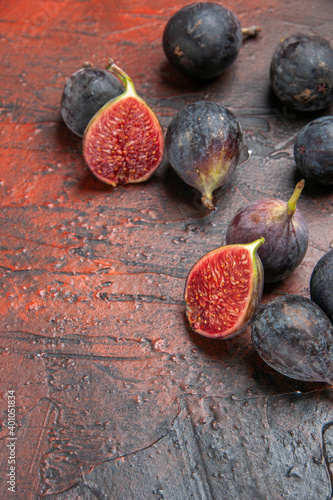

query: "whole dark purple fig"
left=310, top=250, right=333, bottom=324
left=163, top=3, right=260, bottom=81
left=294, top=116, right=333, bottom=186
left=163, top=3, right=244, bottom=80
left=165, top=101, right=243, bottom=209
left=251, top=294, right=333, bottom=384
left=61, top=65, right=124, bottom=137
left=225, top=181, right=309, bottom=282
left=270, top=33, right=333, bottom=112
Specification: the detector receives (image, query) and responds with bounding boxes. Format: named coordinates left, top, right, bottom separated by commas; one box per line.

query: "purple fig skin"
left=270, top=33, right=333, bottom=112
left=294, top=116, right=333, bottom=186
left=225, top=182, right=309, bottom=283
left=251, top=294, right=333, bottom=384
left=162, top=3, right=243, bottom=80
left=310, top=250, right=333, bottom=323
left=165, top=101, right=243, bottom=210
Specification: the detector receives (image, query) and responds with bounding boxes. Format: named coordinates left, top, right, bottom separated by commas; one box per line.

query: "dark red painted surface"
left=0, top=1, right=332, bottom=498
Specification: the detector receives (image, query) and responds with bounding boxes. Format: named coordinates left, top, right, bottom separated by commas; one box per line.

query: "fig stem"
left=105, top=58, right=136, bottom=96
left=201, top=195, right=215, bottom=210
left=244, top=237, right=265, bottom=254
left=287, top=179, right=305, bottom=216
left=241, top=26, right=261, bottom=39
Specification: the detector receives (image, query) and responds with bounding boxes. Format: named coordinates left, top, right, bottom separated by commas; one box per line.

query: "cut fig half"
left=82, top=58, right=165, bottom=186
left=184, top=238, right=265, bottom=339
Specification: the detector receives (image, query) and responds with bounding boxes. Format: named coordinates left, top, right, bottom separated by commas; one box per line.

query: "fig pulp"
left=82, top=59, right=164, bottom=186
left=270, top=33, right=333, bottom=112
left=294, top=116, right=333, bottom=186
left=226, top=181, right=309, bottom=282
left=251, top=295, right=333, bottom=384
left=165, top=101, right=243, bottom=209
left=310, top=250, right=333, bottom=324
left=184, top=238, right=264, bottom=339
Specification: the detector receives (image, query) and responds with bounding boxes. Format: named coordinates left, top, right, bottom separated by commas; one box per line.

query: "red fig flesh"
left=83, top=59, right=164, bottom=186
left=184, top=238, right=264, bottom=339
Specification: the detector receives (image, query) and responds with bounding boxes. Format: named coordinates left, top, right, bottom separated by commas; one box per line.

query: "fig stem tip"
left=241, top=26, right=261, bottom=39
left=105, top=58, right=132, bottom=88
left=201, top=195, right=215, bottom=210
left=106, top=57, right=114, bottom=70
left=287, top=179, right=305, bottom=216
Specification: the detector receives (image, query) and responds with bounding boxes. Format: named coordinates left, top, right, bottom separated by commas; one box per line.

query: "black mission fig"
left=225, top=181, right=309, bottom=282
left=61, top=65, right=124, bottom=137
left=162, top=2, right=259, bottom=80
left=251, top=294, right=333, bottom=384
left=270, top=33, right=333, bottom=112
left=165, top=101, right=243, bottom=209
left=294, top=116, right=333, bottom=186
left=310, top=250, right=333, bottom=324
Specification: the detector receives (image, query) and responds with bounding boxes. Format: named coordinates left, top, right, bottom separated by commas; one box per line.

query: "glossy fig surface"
left=61, top=66, right=124, bottom=137
left=226, top=181, right=308, bottom=282
left=252, top=294, right=333, bottom=384
left=184, top=238, right=264, bottom=339
left=310, top=250, right=333, bottom=323
left=165, top=101, right=243, bottom=209
left=83, top=59, right=164, bottom=186
left=270, top=33, right=333, bottom=112
left=294, top=116, right=333, bottom=186
left=162, top=2, right=243, bottom=80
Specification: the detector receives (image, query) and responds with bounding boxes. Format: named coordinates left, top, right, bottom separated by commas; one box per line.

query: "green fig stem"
left=241, top=26, right=261, bottom=40
left=201, top=195, right=215, bottom=210
left=244, top=237, right=265, bottom=255
left=287, top=179, right=305, bottom=216
left=105, top=57, right=137, bottom=97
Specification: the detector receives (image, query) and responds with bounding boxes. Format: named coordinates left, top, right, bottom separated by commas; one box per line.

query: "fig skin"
left=162, top=3, right=243, bottom=80
left=165, top=101, right=243, bottom=209
left=184, top=238, right=264, bottom=339
left=270, top=33, right=333, bottom=112
left=61, top=66, right=124, bottom=137
left=310, top=250, right=333, bottom=324
left=225, top=181, right=309, bottom=283
left=251, top=294, right=333, bottom=384
left=294, top=116, right=333, bottom=186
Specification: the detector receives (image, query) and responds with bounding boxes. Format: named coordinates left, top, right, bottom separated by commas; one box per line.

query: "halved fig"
left=82, top=58, right=164, bottom=186
left=184, top=238, right=265, bottom=339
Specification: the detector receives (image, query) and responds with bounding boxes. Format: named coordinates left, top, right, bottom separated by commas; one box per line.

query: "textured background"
left=0, top=0, right=332, bottom=498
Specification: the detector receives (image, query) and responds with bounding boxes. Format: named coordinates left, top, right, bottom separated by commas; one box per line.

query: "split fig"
left=225, top=181, right=309, bottom=282
left=165, top=101, right=243, bottom=209
left=184, top=238, right=264, bottom=339
left=251, top=294, right=333, bottom=384
left=82, top=59, right=164, bottom=186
